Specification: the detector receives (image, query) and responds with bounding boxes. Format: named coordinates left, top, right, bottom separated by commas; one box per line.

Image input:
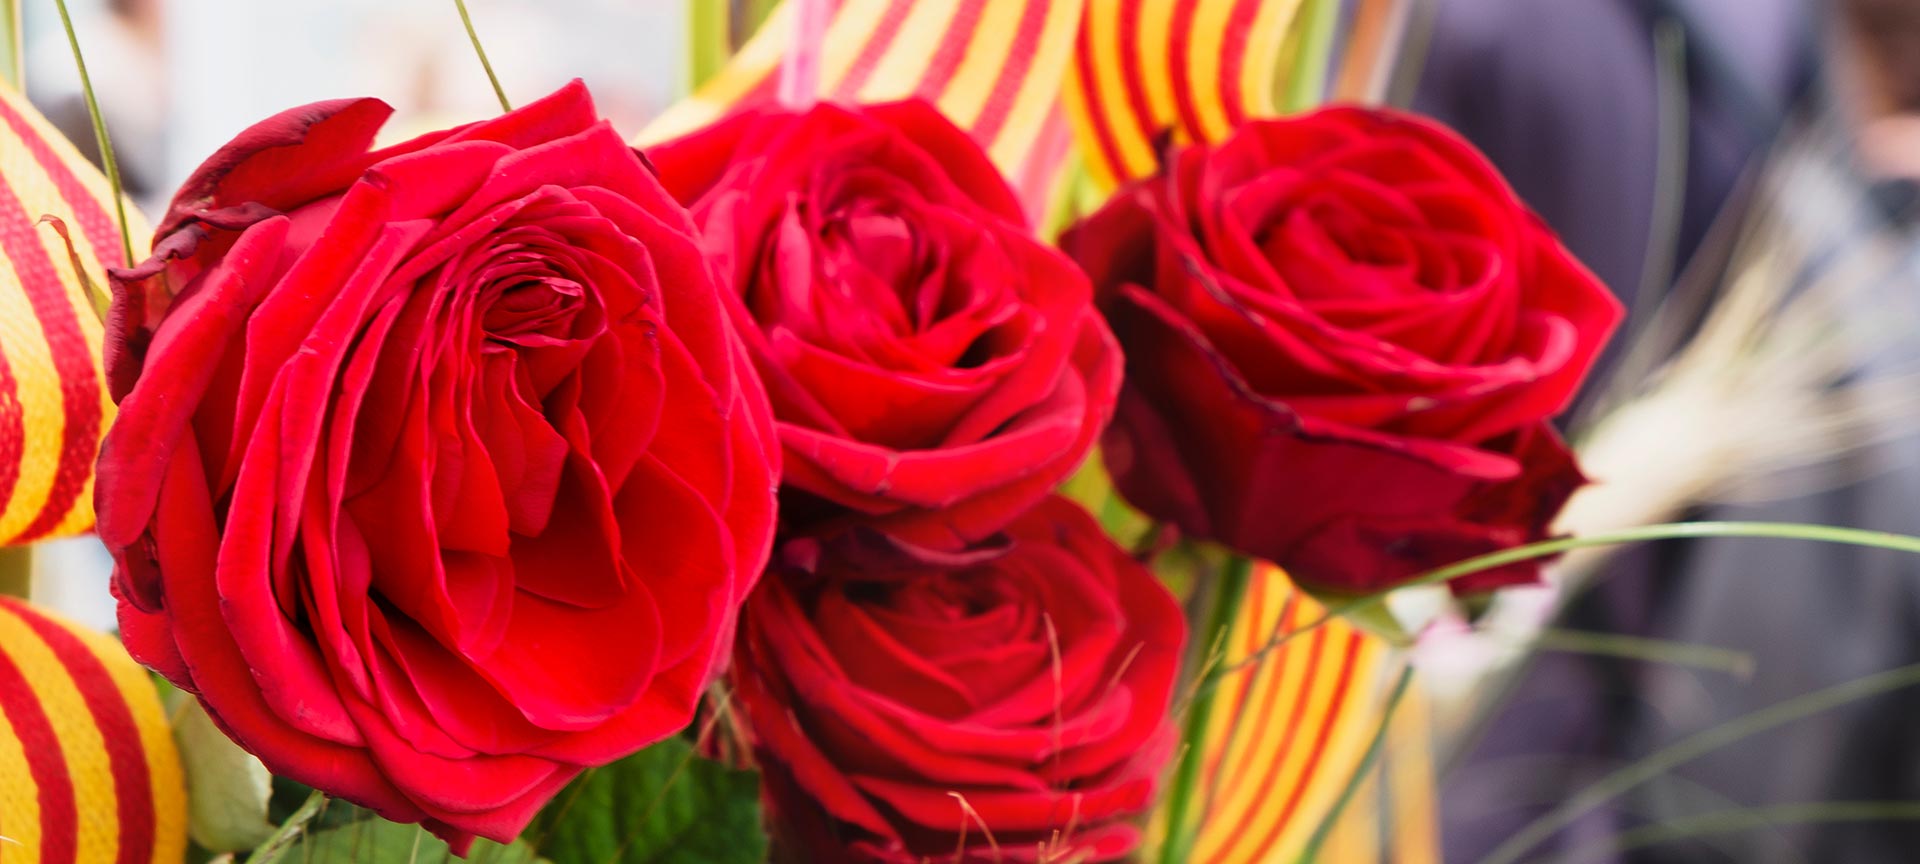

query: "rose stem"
left=1157, top=552, right=1255, bottom=864
left=50, top=0, right=133, bottom=267
left=453, top=0, right=511, bottom=113
left=1217, top=520, right=1920, bottom=691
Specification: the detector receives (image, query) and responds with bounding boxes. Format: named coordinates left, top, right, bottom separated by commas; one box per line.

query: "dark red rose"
left=734, top=496, right=1184, bottom=863
left=95, top=82, right=779, bottom=849
left=649, top=102, right=1121, bottom=552
left=1062, top=107, right=1621, bottom=594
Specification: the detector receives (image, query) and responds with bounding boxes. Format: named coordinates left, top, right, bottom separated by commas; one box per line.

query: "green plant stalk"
left=1222, top=521, right=1920, bottom=685
left=1476, top=661, right=1920, bottom=864
left=687, top=0, right=731, bottom=92
left=1157, top=553, right=1254, bottom=864
left=1293, top=662, right=1416, bottom=864
left=246, top=788, right=326, bottom=864
left=0, top=0, right=21, bottom=90
left=0, top=546, right=30, bottom=599
left=1281, top=0, right=1341, bottom=112
left=51, top=0, right=134, bottom=267
left=454, top=0, right=511, bottom=112
left=1533, top=629, right=1754, bottom=679
left=736, top=0, right=781, bottom=45
left=1521, top=801, right=1920, bottom=864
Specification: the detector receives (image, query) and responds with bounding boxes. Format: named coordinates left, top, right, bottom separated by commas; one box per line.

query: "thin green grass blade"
left=50, top=0, right=134, bottom=266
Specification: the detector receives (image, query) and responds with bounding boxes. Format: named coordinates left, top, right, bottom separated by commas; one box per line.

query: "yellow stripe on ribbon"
left=1176, top=564, right=1440, bottom=864
left=1066, top=0, right=1316, bottom=191
left=640, top=0, right=1088, bottom=222
left=0, top=604, right=120, bottom=863
left=0, top=697, right=43, bottom=857
left=62, top=606, right=191, bottom=863
left=0, top=597, right=187, bottom=864
left=0, top=83, right=149, bottom=546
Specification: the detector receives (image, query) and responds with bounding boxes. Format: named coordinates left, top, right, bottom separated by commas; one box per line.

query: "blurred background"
left=12, top=0, right=1920, bottom=861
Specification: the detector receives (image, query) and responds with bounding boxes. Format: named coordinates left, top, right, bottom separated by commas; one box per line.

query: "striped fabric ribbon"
left=638, top=0, right=1088, bottom=221
left=0, top=596, right=187, bottom=863
left=1065, top=0, right=1310, bottom=189
left=1180, top=563, right=1440, bottom=863
left=0, top=84, right=145, bottom=547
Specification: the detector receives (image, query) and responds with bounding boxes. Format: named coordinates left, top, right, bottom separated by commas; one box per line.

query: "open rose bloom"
left=651, top=102, right=1121, bottom=553
left=1066, top=107, right=1623, bottom=594
left=735, top=498, right=1185, bottom=863
left=96, top=82, right=778, bottom=847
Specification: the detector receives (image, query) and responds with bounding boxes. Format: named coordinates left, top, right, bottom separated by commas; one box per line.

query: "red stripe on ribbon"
left=1115, top=0, right=1161, bottom=150
left=1219, top=0, right=1261, bottom=126
left=914, top=0, right=992, bottom=98
left=0, top=346, right=23, bottom=523
left=964, top=0, right=1051, bottom=145
left=1167, top=0, right=1208, bottom=142
left=1072, top=15, right=1132, bottom=185
left=0, top=617, right=79, bottom=864
left=0, top=174, right=102, bottom=544
left=8, top=599, right=156, bottom=864
left=829, top=0, right=916, bottom=100
left=1203, top=613, right=1326, bottom=864
left=1251, top=631, right=1364, bottom=857
left=0, top=95, right=125, bottom=268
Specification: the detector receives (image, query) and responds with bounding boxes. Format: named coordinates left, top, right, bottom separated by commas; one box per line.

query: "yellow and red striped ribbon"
left=638, top=0, right=1087, bottom=220
left=0, top=596, right=188, bottom=863
left=0, top=84, right=146, bottom=547
left=1178, top=564, right=1440, bottom=864
left=1064, top=0, right=1310, bottom=190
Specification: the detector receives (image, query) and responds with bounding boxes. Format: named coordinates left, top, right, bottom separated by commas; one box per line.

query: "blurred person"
left=25, top=0, right=167, bottom=208
left=1424, top=0, right=1920, bottom=861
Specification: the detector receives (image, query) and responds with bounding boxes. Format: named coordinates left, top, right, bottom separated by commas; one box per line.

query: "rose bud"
left=96, top=81, right=779, bottom=850
left=735, top=496, right=1185, bottom=862
left=649, top=102, right=1121, bottom=553
left=1063, top=107, right=1622, bottom=594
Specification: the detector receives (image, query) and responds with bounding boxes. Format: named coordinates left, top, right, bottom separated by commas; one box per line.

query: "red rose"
left=735, top=497, right=1184, bottom=863
left=649, top=102, right=1121, bottom=552
left=95, top=82, right=778, bottom=848
left=1063, top=107, right=1622, bottom=594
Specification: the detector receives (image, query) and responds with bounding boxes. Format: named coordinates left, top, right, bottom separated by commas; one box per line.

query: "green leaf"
left=528, top=736, right=766, bottom=864
left=168, top=694, right=277, bottom=851
left=276, top=818, right=542, bottom=864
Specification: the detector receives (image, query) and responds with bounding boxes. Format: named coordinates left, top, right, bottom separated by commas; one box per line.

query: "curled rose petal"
left=1063, top=106, right=1622, bottom=594
left=97, top=80, right=778, bottom=849
left=734, top=497, right=1184, bottom=863
left=651, top=101, right=1120, bottom=553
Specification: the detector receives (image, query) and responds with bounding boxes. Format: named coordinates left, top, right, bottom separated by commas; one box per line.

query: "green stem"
left=0, top=0, right=21, bottom=90
left=245, top=788, right=325, bottom=864
left=1521, top=801, right=1920, bottom=864
left=1223, top=521, right=1920, bottom=684
left=1294, top=662, right=1415, bottom=864
left=0, top=546, right=31, bottom=599
left=1476, top=661, right=1920, bottom=864
left=1157, top=554, right=1254, bottom=864
left=1533, top=629, right=1754, bottom=679
left=50, top=0, right=134, bottom=267
left=735, top=0, right=780, bottom=45
left=687, top=0, right=730, bottom=93
left=454, top=0, right=511, bottom=113
left=1281, top=0, right=1340, bottom=112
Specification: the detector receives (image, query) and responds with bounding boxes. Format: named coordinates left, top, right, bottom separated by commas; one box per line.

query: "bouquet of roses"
left=3, top=1, right=1913, bottom=863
